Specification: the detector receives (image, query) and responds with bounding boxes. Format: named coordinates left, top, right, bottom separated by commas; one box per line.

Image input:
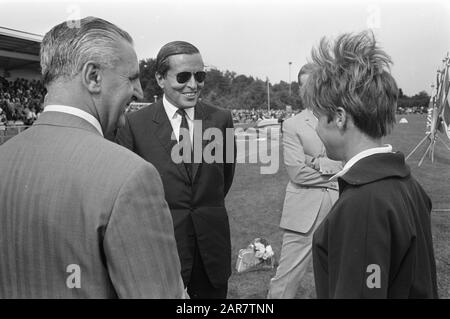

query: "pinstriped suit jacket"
left=0, top=111, right=185, bottom=298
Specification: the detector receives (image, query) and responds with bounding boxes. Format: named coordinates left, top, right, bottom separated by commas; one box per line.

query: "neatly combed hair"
left=40, top=16, right=133, bottom=86
left=303, top=30, right=398, bottom=138
left=155, top=41, right=200, bottom=77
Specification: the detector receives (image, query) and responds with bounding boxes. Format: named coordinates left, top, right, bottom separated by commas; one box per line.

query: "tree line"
left=139, top=58, right=430, bottom=111
left=397, top=89, right=430, bottom=111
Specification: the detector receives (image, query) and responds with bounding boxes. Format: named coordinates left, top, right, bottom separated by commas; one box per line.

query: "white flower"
left=254, top=242, right=265, bottom=252
left=255, top=250, right=264, bottom=259
left=262, top=245, right=274, bottom=260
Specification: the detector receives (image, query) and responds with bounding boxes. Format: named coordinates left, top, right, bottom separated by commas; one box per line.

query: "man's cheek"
left=117, top=113, right=126, bottom=129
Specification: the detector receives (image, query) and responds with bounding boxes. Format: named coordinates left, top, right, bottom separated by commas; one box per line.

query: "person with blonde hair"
left=305, top=31, right=438, bottom=298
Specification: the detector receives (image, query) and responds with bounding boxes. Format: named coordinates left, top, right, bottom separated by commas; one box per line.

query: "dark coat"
left=115, top=100, right=236, bottom=288
left=312, top=152, right=438, bottom=298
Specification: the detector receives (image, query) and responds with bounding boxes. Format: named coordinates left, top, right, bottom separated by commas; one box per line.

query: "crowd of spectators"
left=0, top=77, right=46, bottom=126
left=124, top=102, right=300, bottom=125
left=397, top=105, right=428, bottom=115
left=0, top=74, right=430, bottom=128
left=231, top=108, right=299, bottom=124
left=230, top=104, right=426, bottom=124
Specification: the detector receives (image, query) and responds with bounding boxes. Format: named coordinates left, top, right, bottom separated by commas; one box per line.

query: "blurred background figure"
left=267, top=63, right=342, bottom=299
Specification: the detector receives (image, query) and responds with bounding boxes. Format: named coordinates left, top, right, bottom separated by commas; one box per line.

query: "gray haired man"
left=0, top=17, right=185, bottom=298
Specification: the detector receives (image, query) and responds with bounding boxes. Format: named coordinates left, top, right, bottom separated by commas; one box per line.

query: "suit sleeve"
left=103, top=163, right=185, bottom=298
left=324, top=192, right=391, bottom=298
left=283, top=119, right=339, bottom=187
left=317, top=157, right=343, bottom=175
left=223, top=110, right=236, bottom=196
left=115, top=115, right=135, bottom=152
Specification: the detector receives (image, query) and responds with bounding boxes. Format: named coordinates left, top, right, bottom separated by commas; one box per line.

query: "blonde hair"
left=304, top=30, right=398, bottom=138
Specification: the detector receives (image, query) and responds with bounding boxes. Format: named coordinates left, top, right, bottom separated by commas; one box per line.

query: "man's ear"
left=155, top=72, right=164, bottom=89
left=335, top=107, right=348, bottom=131
left=81, top=61, right=101, bottom=94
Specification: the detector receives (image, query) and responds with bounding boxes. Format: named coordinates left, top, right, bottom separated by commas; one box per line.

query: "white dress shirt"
left=162, top=95, right=194, bottom=143
left=43, top=105, right=103, bottom=137
left=330, top=144, right=393, bottom=180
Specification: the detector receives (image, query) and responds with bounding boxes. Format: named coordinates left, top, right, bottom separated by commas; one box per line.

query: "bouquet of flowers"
left=235, top=237, right=275, bottom=273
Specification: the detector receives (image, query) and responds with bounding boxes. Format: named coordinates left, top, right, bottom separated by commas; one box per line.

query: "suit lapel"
left=152, top=101, right=191, bottom=182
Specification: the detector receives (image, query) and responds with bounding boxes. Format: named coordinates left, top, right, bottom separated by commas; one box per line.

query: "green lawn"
left=226, top=114, right=450, bottom=298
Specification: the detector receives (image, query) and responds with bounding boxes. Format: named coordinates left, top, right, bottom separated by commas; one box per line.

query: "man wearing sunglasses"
left=116, top=41, right=236, bottom=299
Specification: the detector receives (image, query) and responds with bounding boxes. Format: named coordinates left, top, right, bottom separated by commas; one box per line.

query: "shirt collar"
left=330, top=144, right=393, bottom=180
left=306, top=108, right=317, bottom=121
left=43, top=105, right=103, bottom=137
left=163, top=95, right=195, bottom=121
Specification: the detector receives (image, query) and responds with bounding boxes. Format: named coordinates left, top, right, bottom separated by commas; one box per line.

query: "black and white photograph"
left=0, top=0, right=449, bottom=306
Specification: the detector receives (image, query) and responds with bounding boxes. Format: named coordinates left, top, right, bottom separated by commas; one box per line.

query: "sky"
left=0, top=0, right=449, bottom=96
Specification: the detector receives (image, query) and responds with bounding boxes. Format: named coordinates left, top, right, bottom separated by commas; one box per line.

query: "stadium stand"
left=0, top=26, right=43, bottom=145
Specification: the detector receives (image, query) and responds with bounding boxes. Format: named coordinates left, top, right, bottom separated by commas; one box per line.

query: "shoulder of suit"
left=86, top=135, right=151, bottom=169
left=199, top=101, right=230, bottom=115
left=296, top=109, right=311, bottom=121
left=198, top=102, right=232, bottom=125
left=283, top=110, right=309, bottom=128
left=126, top=102, right=158, bottom=121
left=81, top=139, right=162, bottom=200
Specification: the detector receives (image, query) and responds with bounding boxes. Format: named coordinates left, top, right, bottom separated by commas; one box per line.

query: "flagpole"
left=440, top=54, right=450, bottom=141
left=288, top=62, right=292, bottom=96
left=407, top=54, right=450, bottom=165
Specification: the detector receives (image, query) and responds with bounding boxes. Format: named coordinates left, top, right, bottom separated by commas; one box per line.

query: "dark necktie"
left=176, top=108, right=193, bottom=179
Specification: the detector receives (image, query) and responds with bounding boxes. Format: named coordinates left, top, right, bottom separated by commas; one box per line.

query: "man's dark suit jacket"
left=116, top=100, right=236, bottom=288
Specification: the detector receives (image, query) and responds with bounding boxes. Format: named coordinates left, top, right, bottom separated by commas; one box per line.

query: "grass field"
left=226, top=114, right=450, bottom=299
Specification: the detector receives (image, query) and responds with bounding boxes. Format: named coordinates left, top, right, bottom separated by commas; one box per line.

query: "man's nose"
left=133, top=80, right=144, bottom=101
left=186, top=74, right=198, bottom=89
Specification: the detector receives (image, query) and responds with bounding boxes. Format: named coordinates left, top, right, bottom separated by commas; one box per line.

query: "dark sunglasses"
left=176, top=71, right=206, bottom=84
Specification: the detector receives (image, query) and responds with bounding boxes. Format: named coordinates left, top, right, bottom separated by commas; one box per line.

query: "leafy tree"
left=398, top=90, right=430, bottom=112
left=139, top=58, right=162, bottom=102
left=137, top=59, right=430, bottom=113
